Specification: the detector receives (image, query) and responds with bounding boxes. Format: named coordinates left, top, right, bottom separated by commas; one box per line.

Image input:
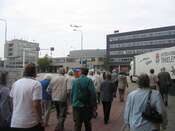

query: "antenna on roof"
left=114, top=30, right=119, bottom=33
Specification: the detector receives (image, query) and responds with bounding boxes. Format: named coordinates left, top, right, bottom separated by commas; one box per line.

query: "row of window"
left=109, top=38, right=175, bottom=49
left=53, top=57, right=104, bottom=64
left=109, top=30, right=175, bottom=42
left=109, top=48, right=160, bottom=56
left=110, top=57, right=133, bottom=63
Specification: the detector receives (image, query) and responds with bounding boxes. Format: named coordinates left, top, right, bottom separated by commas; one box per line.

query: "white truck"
left=130, top=46, right=175, bottom=82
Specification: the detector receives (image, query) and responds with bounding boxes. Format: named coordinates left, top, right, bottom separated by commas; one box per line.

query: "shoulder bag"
left=142, top=90, right=163, bottom=123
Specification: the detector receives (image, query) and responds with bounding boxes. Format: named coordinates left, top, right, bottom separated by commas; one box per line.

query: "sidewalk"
left=45, top=79, right=175, bottom=131
left=45, top=78, right=136, bottom=131
left=166, top=95, right=175, bottom=131
left=46, top=97, right=125, bottom=131
left=124, top=79, right=175, bottom=131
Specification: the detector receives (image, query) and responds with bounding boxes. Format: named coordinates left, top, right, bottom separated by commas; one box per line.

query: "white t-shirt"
left=10, top=77, right=42, bottom=128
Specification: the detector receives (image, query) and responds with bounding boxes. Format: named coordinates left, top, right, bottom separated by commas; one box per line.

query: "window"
left=91, top=58, right=95, bottom=62
left=8, top=53, right=13, bottom=56
left=8, top=43, right=14, bottom=47
left=109, top=38, right=175, bottom=49
left=98, top=57, right=103, bottom=61
left=9, top=48, right=13, bottom=51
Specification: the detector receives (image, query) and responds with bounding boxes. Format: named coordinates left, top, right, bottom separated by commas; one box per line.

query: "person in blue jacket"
left=40, top=74, right=52, bottom=126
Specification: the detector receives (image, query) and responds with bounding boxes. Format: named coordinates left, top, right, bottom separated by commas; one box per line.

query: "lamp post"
left=0, top=18, right=7, bottom=45
left=22, top=49, right=26, bottom=68
left=0, top=18, right=7, bottom=68
left=70, top=25, right=83, bottom=67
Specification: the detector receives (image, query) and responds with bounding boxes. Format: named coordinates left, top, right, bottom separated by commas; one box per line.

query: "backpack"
left=0, top=88, right=12, bottom=128
left=77, top=79, right=91, bottom=105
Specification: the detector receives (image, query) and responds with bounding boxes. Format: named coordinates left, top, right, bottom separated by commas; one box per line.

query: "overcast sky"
left=0, top=0, right=175, bottom=58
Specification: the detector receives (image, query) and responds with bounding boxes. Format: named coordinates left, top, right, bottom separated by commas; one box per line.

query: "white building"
left=51, top=49, right=106, bottom=70
left=4, top=39, right=39, bottom=68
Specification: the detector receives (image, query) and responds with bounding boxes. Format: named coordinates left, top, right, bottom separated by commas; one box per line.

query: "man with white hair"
left=94, top=71, right=102, bottom=104
left=66, top=70, right=75, bottom=104
left=48, top=67, right=67, bottom=131
left=87, top=69, right=95, bottom=83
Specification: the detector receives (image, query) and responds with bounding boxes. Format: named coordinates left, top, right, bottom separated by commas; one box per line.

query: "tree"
left=37, top=55, right=51, bottom=72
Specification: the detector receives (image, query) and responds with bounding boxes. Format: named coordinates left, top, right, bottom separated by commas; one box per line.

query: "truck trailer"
left=130, top=46, right=175, bottom=82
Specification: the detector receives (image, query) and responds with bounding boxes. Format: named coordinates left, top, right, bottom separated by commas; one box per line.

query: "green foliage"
left=37, top=55, right=51, bottom=67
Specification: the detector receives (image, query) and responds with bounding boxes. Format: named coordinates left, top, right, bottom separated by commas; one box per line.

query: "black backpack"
left=77, top=79, right=91, bottom=105
left=142, top=90, right=163, bottom=123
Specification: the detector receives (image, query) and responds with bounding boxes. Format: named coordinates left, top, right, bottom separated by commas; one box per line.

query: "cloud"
left=0, top=0, right=175, bottom=58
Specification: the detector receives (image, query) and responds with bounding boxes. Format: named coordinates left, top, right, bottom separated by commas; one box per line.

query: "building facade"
left=107, top=25, right=175, bottom=72
left=51, top=49, right=106, bottom=70
left=4, top=39, right=39, bottom=68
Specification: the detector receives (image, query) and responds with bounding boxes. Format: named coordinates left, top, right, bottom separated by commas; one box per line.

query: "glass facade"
left=107, top=26, right=175, bottom=69
left=109, top=30, right=175, bottom=42
left=109, top=38, right=175, bottom=48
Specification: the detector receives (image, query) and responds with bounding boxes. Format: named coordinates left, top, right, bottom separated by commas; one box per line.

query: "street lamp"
left=70, top=25, right=83, bottom=67
left=0, top=18, right=7, bottom=68
left=0, top=18, right=7, bottom=45
left=73, top=29, right=83, bottom=54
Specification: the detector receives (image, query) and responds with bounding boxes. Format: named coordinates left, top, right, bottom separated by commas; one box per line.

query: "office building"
left=107, top=25, right=175, bottom=72
left=52, top=49, right=106, bottom=70
left=4, top=39, right=39, bottom=68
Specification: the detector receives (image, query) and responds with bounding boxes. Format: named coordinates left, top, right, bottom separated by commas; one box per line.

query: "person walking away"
left=111, top=69, right=118, bottom=97
left=87, top=69, right=95, bottom=83
left=40, top=74, right=52, bottom=126
left=94, top=71, right=102, bottom=104
left=74, top=68, right=81, bottom=78
left=149, top=69, right=158, bottom=90
left=158, top=67, right=171, bottom=106
left=0, top=72, right=12, bottom=131
left=71, top=68, right=97, bottom=131
left=118, top=72, right=128, bottom=102
left=66, top=69, right=75, bottom=105
left=124, top=74, right=167, bottom=131
left=102, top=71, right=106, bottom=81
left=10, top=64, right=44, bottom=131
left=48, top=67, right=67, bottom=131
left=100, top=73, right=115, bottom=124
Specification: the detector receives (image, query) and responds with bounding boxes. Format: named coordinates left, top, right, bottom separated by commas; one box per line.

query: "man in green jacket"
left=71, top=68, right=97, bottom=131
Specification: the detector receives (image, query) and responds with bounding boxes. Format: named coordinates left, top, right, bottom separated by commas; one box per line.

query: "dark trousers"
left=73, top=107, right=92, bottom=131
left=11, top=123, right=44, bottom=131
left=0, top=127, right=11, bottom=131
left=102, top=102, right=112, bottom=124
left=54, top=101, right=67, bottom=131
left=97, top=92, right=101, bottom=104
left=160, top=88, right=169, bottom=106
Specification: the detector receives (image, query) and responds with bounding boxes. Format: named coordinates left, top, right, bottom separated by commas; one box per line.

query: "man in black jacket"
left=100, top=73, right=115, bottom=124
left=158, top=67, right=171, bottom=106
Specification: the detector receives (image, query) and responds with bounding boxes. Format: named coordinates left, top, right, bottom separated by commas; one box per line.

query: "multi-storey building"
left=107, top=25, right=175, bottom=72
left=51, top=49, right=106, bottom=70
left=4, top=39, right=39, bottom=68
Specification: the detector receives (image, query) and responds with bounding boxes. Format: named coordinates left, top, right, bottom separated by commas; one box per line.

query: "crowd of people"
left=0, top=63, right=172, bottom=131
